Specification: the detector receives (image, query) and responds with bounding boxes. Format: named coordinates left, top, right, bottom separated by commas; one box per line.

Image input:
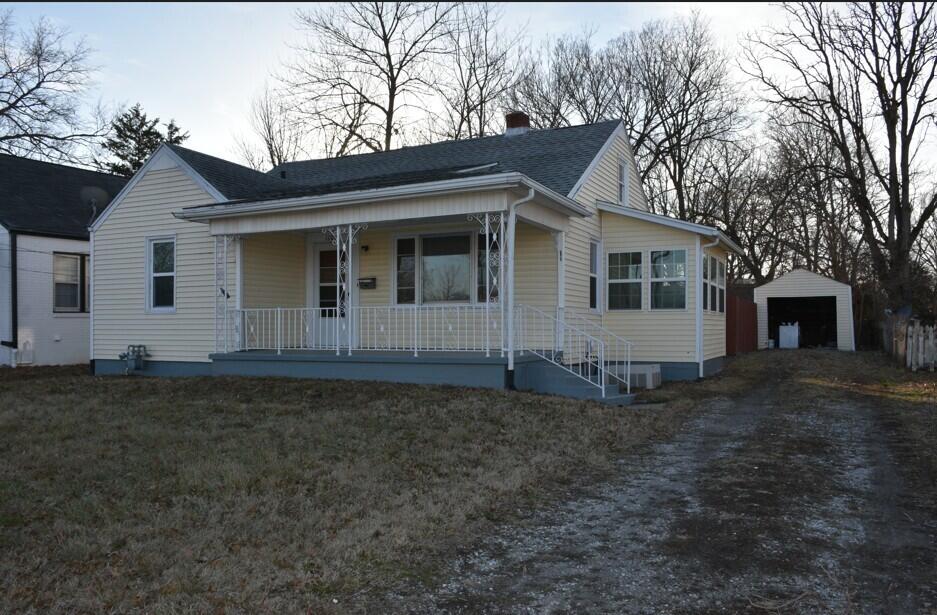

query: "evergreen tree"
left=97, top=104, right=189, bottom=176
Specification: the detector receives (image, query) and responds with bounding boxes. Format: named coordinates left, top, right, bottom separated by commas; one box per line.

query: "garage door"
left=767, top=296, right=838, bottom=348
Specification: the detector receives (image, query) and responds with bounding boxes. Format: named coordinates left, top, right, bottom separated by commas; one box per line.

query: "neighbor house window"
left=618, top=157, right=629, bottom=206
left=607, top=252, right=642, bottom=310
left=589, top=241, right=600, bottom=310
left=650, top=249, right=687, bottom=309
left=53, top=253, right=87, bottom=312
left=147, top=237, right=175, bottom=312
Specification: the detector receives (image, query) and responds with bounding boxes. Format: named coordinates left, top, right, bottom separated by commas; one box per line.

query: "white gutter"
left=697, top=236, right=720, bottom=378
left=506, top=188, right=536, bottom=373
left=175, top=172, right=590, bottom=222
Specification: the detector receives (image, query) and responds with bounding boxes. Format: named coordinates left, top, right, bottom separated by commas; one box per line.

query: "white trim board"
left=89, top=144, right=227, bottom=233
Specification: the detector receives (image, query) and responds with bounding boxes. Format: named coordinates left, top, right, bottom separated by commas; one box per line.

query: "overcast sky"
left=4, top=2, right=785, bottom=161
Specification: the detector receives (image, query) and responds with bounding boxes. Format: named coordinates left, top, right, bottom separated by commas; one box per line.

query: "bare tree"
left=0, top=11, right=105, bottom=163
left=234, top=86, right=306, bottom=171
left=506, top=39, right=574, bottom=129
left=284, top=2, right=456, bottom=156
left=745, top=1, right=937, bottom=309
left=642, top=14, right=743, bottom=220
left=428, top=3, right=523, bottom=140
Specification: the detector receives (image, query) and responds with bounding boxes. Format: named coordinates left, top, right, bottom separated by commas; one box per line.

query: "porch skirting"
left=94, top=352, right=543, bottom=389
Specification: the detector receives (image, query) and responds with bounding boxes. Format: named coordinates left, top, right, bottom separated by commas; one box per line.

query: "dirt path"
left=384, top=363, right=937, bottom=613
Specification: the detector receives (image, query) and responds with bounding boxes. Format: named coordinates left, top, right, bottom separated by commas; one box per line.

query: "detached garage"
left=754, top=269, right=855, bottom=351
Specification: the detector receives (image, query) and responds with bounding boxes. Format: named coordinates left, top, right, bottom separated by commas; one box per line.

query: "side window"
left=650, top=249, right=687, bottom=310
left=718, top=259, right=726, bottom=313
left=53, top=253, right=87, bottom=312
left=147, top=238, right=176, bottom=312
left=608, top=252, right=642, bottom=310
left=589, top=241, right=599, bottom=310
left=618, top=157, right=629, bottom=206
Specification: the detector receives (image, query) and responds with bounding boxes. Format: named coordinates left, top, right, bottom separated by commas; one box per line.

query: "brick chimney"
left=504, top=111, right=530, bottom=136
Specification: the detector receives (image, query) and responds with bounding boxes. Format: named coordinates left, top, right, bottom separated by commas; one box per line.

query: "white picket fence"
left=885, top=316, right=937, bottom=372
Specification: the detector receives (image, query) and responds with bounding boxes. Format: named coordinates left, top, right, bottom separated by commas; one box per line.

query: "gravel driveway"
left=385, top=355, right=937, bottom=614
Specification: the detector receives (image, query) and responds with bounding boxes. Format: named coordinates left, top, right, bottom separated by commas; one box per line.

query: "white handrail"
left=561, top=308, right=634, bottom=394
left=514, top=304, right=607, bottom=396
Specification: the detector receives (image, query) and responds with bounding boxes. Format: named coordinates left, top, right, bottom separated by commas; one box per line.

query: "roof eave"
left=175, top=172, right=590, bottom=222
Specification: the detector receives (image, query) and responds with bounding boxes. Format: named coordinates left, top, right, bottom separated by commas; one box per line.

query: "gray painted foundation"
left=93, top=352, right=724, bottom=396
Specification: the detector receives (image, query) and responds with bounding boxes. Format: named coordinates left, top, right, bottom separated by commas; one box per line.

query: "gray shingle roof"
left=166, top=144, right=301, bottom=200
left=273, top=120, right=620, bottom=197
left=0, top=155, right=127, bottom=239
left=168, top=120, right=621, bottom=207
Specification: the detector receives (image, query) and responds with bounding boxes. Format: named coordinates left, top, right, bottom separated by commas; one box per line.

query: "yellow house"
left=90, top=115, right=741, bottom=403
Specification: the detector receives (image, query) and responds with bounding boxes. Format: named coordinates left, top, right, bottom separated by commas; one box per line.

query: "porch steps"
left=517, top=358, right=636, bottom=405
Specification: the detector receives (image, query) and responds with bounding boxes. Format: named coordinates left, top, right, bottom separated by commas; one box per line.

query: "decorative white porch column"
left=554, top=230, right=566, bottom=357
left=323, top=223, right=367, bottom=355
left=214, top=234, right=238, bottom=353
left=469, top=212, right=505, bottom=357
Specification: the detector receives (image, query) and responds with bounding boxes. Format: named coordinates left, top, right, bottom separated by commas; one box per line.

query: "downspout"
left=1, top=231, right=17, bottom=364
left=506, top=188, right=535, bottom=373
left=697, top=236, right=719, bottom=378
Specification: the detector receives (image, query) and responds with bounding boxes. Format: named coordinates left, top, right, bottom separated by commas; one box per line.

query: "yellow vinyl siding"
left=702, top=246, right=728, bottom=360
left=92, top=166, right=219, bottom=363
left=600, top=213, right=698, bottom=363
left=241, top=232, right=305, bottom=308
left=514, top=222, right=557, bottom=310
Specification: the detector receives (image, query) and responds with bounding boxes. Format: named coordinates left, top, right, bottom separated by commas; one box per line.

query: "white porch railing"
left=226, top=303, right=632, bottom=398
left=231, top=305, right=505, bottom=356
left=561, top=308, right=634, bottom=394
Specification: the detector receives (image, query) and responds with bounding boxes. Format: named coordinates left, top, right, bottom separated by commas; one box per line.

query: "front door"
left=310, top=245, right=350, bottom=349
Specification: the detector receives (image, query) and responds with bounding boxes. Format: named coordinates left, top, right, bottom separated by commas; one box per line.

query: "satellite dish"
left=80, top=185, right=111, bottom=225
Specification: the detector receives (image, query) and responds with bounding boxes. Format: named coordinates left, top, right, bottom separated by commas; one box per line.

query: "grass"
left=0, top=366, right=697, bottom=613
left=2, top=352, right=931, bottom=612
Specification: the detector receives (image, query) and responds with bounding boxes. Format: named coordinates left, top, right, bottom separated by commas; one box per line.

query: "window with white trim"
left=618, top=157, right=629, bottom=206
left=589, top=241, right=599, bottom=310
left=650, top=249, right=687, bottom=310
left=607, top=251, right=642, bottom=310
left=703, top=254, right=726, bottom=314
left=147, top=237, right=175, bottom=312
left=394, top=233, right=489, bottom=305
left=718, top=259, right=726, bottom=313
left=53, top=253, right=88, bottom=313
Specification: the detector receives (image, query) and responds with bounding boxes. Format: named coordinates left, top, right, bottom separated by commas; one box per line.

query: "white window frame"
left=52, top=252, right=87, bottom=313
left=391, top=230, right=481, bottom=306
left=607, top=251, right=642, bottom=311
left=145, top=235, right=176, bottom=314
left=703, top=254, right=727, bottom=314
left=618, top=156, right=629, bottom=206
left=589, top=240, right=601, bottom=312
left=649, top=248, right=688, bottom=311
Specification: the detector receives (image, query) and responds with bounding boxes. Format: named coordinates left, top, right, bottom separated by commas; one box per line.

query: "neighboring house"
left=90, top=113, right=741, bottom=401
left=0, top=155, right=127, bottom=366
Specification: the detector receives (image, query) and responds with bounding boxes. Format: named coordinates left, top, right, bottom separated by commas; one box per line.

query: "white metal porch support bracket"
left=323, top=224, right=367, bottom=356
left=469, top=212, right=504, bottom=357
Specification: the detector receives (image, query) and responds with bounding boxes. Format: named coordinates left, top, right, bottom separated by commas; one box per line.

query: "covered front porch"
left=181, top=180, right=632, bottom=398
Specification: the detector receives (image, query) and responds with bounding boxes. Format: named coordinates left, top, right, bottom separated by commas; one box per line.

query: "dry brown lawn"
left=0, top=366, right=693, bottom=613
